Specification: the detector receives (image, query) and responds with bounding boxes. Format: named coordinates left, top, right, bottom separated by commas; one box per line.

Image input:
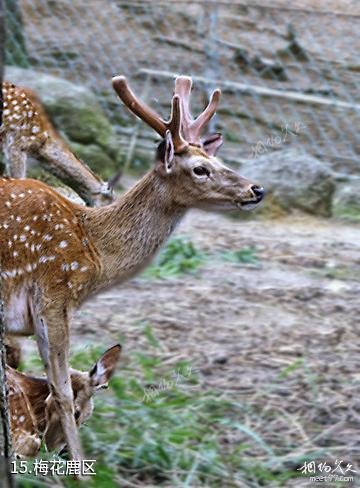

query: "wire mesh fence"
left=4, top=0, right=360, bottom=174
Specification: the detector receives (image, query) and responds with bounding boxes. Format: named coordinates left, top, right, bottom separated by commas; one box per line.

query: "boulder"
left=239, top=149, right=336, bottom=216
left=332, top=179, right=360, bottom=221
left=4, top=66, right=122, bottom=178
left=69, top=142, right=118, bottom=180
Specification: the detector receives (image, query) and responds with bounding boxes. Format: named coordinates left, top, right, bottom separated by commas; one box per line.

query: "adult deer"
left=0, top=82, right=118, bottom=207
left=7, top=344, right=121, bottom=458
left=1, top=75, right=264, bottom=461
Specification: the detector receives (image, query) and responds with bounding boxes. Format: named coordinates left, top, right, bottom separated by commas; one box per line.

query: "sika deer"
left=0, top=82, right=117, bottom=207
left=8, top=344, right=121, bottom=458
left=1, top=75, right=264, bottom=461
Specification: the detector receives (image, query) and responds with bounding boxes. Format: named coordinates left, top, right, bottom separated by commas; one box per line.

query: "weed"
left=13, top=339, right=333, bottom=487
left=219, top=246, right=260, bottom=265
left=144, top=236, right=206, bottom=279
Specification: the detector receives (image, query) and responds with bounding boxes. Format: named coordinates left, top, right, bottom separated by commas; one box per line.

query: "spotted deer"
left=1, top=74, right=264, bottom=462
left=8, top=344, right=121, bottom=458
left=0, top=81, right=118, bottom=207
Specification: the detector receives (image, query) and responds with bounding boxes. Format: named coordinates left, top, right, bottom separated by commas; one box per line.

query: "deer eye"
left=193, top=166, right=210, bottom=177
left=74, top=410, right=81, bottom=420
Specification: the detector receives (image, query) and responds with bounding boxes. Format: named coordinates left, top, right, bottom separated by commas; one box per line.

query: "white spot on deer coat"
left=39, top=256, right=56, bottom=264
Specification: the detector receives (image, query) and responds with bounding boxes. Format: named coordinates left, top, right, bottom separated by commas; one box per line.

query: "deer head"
left=7, top=345, right=121, bottom=458
left=0, top=74, right=265, bottom=464
left=112, top=76, right=264, bottom=211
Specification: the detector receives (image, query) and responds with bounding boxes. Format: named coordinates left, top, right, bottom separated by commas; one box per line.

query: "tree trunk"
left=0, top=0, right=15, bottom=485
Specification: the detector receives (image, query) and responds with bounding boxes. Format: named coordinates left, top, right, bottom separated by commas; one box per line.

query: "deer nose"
left=251, top=185, right=265, bottom=200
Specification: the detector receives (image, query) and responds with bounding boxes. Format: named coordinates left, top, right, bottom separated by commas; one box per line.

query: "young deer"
left=7, top=344, right=121, bottom=458
left=1, top=75, right=264, bottom=462
left=0, top=81, right=117, bottom=207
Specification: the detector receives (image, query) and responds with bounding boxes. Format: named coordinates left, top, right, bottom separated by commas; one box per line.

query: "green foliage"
left=15, top=342, right=323, bottom=487
left=219, top=246, right=260, bottom=265
left=277, top=358, right=305, bottom=379
left=142, top=322, right=161, bottom=349
left=144, top=236, right=207, bottom=279
left=70, top=142, right=117, bottom=180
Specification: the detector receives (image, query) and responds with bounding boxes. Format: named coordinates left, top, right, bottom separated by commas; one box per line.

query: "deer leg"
left=35, top=312, right=83, bottom=461
left=3, top=141, right=27, bottom=178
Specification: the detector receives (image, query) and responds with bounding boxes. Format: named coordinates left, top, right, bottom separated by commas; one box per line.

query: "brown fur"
left=0, top=82, right=114, bottom=206
left=5, top=336, right=21, bottom=369
left=7, top=345, right=121, bottom=458
left=1, top=76, right=263, bottom=462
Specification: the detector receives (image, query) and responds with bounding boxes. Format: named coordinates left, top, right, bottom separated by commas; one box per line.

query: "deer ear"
left=201, top=133, right=223, bottom=156
left=89, top=344, right=122, bottom=389
left=156, top=130, right=175, bottom=176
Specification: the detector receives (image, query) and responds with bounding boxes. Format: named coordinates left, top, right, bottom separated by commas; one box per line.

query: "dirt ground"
left=66, top=208, right=360, bottom=483
left=72, top=210, right=360, bottom=371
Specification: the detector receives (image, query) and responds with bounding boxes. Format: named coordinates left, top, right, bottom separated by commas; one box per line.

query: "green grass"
left=143, top=236, right=207, bottom=279
left=143, top=238, right=261, bottom=280
left=13, top=244, right=325, bottom=488
left=14, top=330, right=317, bottom=488
left=219, top=246, right=260, bottom=265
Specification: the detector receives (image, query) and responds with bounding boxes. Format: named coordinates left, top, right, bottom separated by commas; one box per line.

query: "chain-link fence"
left=4, top=0, right=360, bottom=174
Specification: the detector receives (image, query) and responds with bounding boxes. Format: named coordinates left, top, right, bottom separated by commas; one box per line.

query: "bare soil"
left=68, top=209, right=360, bottom=481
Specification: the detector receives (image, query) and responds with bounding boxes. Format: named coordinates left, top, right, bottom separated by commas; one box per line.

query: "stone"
left=4, top=66, right=122, bottom=175
left=332, top=179, right=360, bottom=221
left=239, top=149, right=336, bottom=216
left=69, top=142, right=118, bottom=180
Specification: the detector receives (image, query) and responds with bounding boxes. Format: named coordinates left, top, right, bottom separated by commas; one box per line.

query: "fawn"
left=7, top=344, right=121, bottom=458
left=1, top=74, right=264, bottom=461
left=0, top=81, right=120, bottom=207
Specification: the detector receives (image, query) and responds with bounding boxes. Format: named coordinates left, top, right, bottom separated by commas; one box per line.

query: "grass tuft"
left=144, top=236, right=207, bottom=279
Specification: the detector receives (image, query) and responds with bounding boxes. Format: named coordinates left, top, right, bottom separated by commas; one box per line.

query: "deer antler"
left=112, top=76, right=189, bottom=153
left=174, top=76, right=221, bottom=145
left=112, top=75, right=221, bottom=153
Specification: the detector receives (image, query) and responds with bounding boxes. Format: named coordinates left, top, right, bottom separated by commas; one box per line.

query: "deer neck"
left=37, top=137, right=105, bottom=206
left=84, top=170, right=186, bottom=286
